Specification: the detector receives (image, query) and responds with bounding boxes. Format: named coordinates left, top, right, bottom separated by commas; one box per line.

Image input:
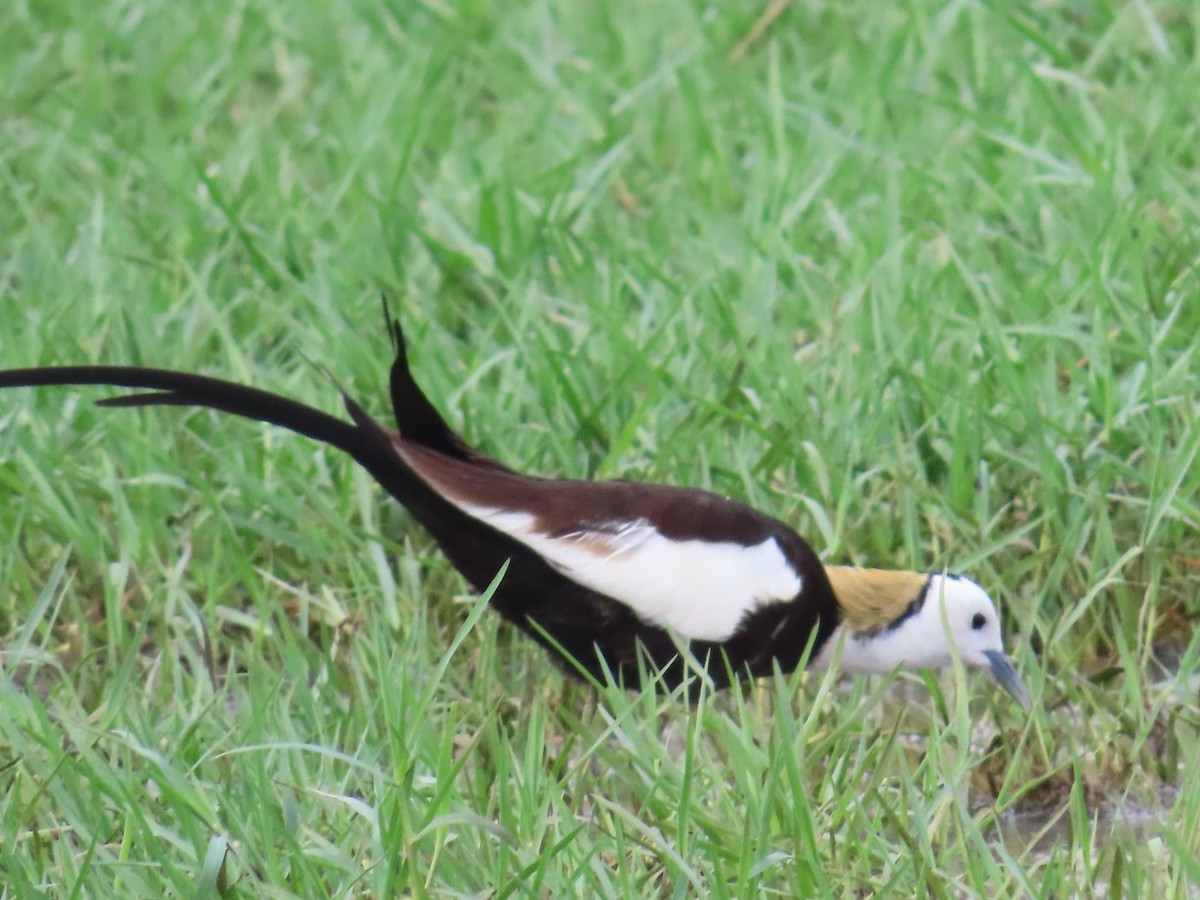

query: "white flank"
left=462, top=506, right=802, bottom=642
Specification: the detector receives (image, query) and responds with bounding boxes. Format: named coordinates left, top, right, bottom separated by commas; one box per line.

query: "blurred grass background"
left=1, top=0, right=1198, bottom=895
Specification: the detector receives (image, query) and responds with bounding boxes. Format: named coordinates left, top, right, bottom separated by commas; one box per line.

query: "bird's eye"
left=971, top=613, right=987, bottom=630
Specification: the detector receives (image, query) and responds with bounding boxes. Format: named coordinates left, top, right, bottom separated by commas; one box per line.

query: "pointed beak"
left=983, top=650, right=1031, bottom=711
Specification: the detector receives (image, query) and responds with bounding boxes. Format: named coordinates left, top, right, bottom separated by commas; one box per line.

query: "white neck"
left=811, top=575, right=969, bottom=674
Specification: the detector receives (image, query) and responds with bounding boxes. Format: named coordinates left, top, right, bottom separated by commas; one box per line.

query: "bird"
left=0, top=306, right=1029, bottom=707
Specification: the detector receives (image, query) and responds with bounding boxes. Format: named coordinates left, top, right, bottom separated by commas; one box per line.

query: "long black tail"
left=0, top=364, right=438, bottom=524
left=0, top=365, right=379, bottom=463
left=0, top=360, right=558, bottom=608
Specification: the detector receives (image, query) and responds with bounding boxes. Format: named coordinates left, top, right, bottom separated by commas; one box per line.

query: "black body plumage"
left=0, top=311, right=841, bottom=690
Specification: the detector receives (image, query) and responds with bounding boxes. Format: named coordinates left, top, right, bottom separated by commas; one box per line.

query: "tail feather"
left=97, top=391, right=195, bottom=408
left=1, top=366, right=366, bottom=460
left=0, top=361, right=560, bottom=609
left=382, top=298, right=476, bottom=460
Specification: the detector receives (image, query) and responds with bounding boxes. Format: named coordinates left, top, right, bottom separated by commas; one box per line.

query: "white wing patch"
left=463, top=505, right=802, bottom=642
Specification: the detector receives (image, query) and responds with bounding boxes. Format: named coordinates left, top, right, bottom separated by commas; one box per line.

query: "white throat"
left=811, top=573, right=994, bottom=674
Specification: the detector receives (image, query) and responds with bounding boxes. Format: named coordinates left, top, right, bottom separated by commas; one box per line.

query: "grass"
left=1, top=0, right=1199, bottom=895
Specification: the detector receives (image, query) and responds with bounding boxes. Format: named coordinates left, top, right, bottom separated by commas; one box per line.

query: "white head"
left=816, top=571, right=1029, bottom=707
